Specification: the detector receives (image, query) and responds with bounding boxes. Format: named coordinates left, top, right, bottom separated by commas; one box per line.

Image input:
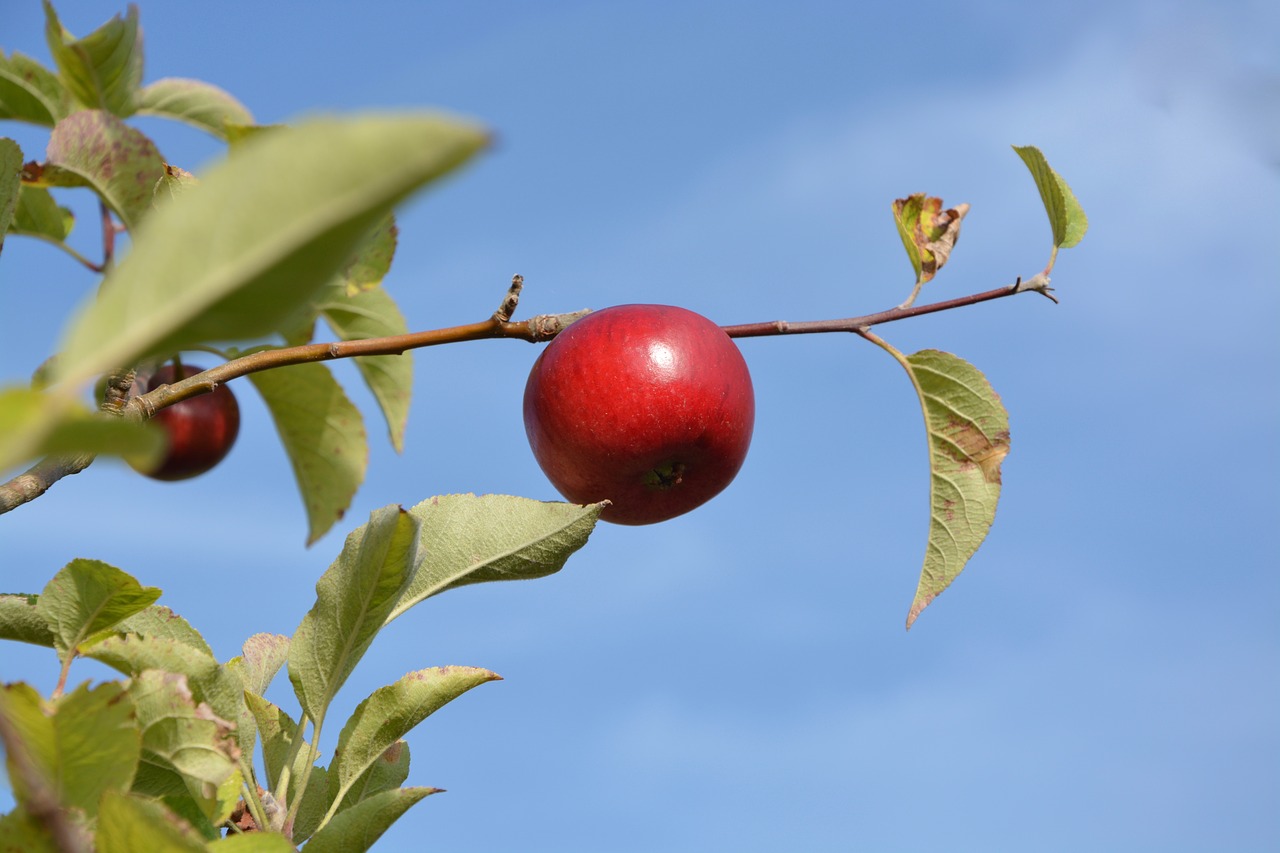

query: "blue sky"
left=2, top=2, right=1278, bottom=851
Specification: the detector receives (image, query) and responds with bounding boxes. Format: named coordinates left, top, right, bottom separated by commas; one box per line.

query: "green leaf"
left=248, top=362, right=368, bottom=545
left=242, top=694, right=330, bottom=841
left=1013, top=145, right=1088, bottom=249
left=95, top=791, right=207, bottom=853
left=84, top=634, right=246, bottom=732
left=0, top=50, right=73, bottom=126
left=207, top=831, right=299, bottom=852
left=45, top=110, right=165, bottom=231
left=224, top=633, right=289, bottom=757
left=304, top=787, right=438, bottom=853
left=117, top=605, right=214, bottom=657
left=243, top=693, right=306, bottom=792
left=387, top=495, right=604, bottom=623
left=332, top=739, right=410, bottom=815
left=42, top=2, right=143, bottom=117
left=35, top=559, right=161, bottom=661
left=8, top=185, right=76, bottom=243
left=888, top=348, right=1010, bottom=629
left=129, top=670, right=240, bottom=823
left=225, top=633, right=290, bottom=697
left=329, top=667, right=497, bottom=812
left=288, top=506, right=419, bottom=724
left=319, top=284, right=412, bottom=452
left=0, top=681, right=140, bottom=819
left=136, top=78, right=253, bottom=140
left=50, top=112, right=488, bottom=392
left=0, top=138, right=20, bottom=245
left=0, top=593, right=55, bottom=647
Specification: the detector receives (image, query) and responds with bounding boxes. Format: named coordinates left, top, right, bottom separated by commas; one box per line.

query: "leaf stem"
left=282, top=717, right=323, bottom=839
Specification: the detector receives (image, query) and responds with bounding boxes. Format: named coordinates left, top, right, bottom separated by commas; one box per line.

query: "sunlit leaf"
left=329, top=667, right=497, bottom=812
left=0, top=681, right=140, bottom=819
left=0, top=51, right=73, bottom=125
left=332, top=739, right=409, bottom=815
left=128, top=670, right=240, bottom=823
left=225, top=633, right=290, bottom=697
left=248, top=362, right=368, bottom=545
left=95, top=790, right=207, bottom=853
left=1013, top=145, right=1088, bottom=249
left=35, top=558, right=161, bottom=661
left=304, top=787, right=438, bottom=853
left=884, top=347, right=1010, bottom=628
left=116, top=605, right=213, bottom=656
left=225, top=633, right=288, bottom=756
left=45, top=110, right=165, bottom=230
left=387, top=494, right=604, bottom=623
left=288, top=506, right=418, bottom=723
left=319, top=284, right=412, bottom=452
left=50, top=113, right=488, bottom=392
left=85, top=633, right=245, bottom=729
left=42, top=1, right=143, bottom=117
left=136, top=78, right=253, bottom=140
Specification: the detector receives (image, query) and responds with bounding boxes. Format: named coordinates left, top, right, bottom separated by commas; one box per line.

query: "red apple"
left=523, top=304, right=754, bottom=525
left=130, top=363, right=241, bottom=481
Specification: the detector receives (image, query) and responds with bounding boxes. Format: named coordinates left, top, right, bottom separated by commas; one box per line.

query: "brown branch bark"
left=0, top=277, right=1052, bottom=515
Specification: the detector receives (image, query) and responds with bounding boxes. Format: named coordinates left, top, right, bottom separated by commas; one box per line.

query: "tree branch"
left=0, top=277, right=1051, bottom=515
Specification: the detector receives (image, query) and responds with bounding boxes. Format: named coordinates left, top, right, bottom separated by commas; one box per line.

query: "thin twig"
left=0, top=278, right=1050, bottom=516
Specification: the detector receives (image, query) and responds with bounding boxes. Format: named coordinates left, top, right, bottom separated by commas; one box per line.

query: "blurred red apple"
left=130, top=363, right=240, bottom=481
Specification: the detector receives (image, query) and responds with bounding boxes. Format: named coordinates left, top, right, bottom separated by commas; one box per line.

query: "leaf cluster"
left=0, top=495, right=605, bottom=849
left=2, top=2, right=489, bottom=544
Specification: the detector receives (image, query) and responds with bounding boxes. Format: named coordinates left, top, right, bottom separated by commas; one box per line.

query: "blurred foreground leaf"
left=0, top=681, right=140, bottom=819
left=51, top=113, right=487, bottom=391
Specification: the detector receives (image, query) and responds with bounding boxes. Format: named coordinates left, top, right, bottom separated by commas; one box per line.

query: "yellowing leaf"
left=892, top=193, right=969, bottom=307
